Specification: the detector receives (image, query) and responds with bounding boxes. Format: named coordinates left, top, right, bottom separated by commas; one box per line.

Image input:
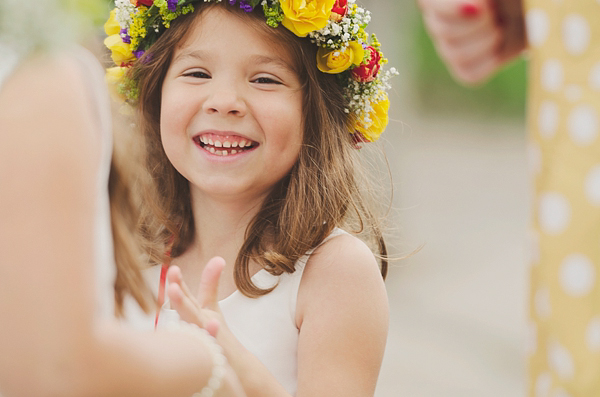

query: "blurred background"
left=95, top=0, right=531, bottom=395
left=359, top=1, right=530, bottom=396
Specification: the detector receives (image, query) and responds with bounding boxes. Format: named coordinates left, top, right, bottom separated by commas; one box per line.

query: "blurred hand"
left=418, top=0, right=525, bottom=85
left=167, top=258, right=247, bottom=397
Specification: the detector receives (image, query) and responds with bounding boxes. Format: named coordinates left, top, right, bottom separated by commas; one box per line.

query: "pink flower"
left=351, top=46, right=381, bottom=83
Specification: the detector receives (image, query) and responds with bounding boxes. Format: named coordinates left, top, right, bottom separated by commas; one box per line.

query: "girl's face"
left=160, top=7, right=304, bottom=204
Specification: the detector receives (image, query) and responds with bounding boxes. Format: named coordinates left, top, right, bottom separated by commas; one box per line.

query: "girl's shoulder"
left=296, top=229, right=388, bottom=326
left=305, top=229, right=381, bottom=279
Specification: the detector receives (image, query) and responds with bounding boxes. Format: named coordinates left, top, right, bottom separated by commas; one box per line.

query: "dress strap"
left=155, top=264, right=169, bottom=329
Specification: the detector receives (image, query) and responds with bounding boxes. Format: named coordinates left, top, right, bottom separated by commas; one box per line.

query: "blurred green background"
left=413, top=17, right=527, bottom=119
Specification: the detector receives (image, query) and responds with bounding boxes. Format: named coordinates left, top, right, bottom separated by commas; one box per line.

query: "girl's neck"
left=174, top=188, right=266, bottom=298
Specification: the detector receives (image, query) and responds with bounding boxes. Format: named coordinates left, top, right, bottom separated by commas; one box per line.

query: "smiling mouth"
left=193, top=134, right=259, bottom=156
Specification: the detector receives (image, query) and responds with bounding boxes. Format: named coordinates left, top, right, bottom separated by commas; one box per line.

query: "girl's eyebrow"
left=172, top=49, right=208, bottom=64
left=173, top=49, right=293, bottom=73
left=248, top=54, right=294, bottom=73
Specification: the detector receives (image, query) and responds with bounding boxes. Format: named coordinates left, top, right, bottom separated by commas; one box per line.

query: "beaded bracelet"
left=165, top=321, right=228, bottom=397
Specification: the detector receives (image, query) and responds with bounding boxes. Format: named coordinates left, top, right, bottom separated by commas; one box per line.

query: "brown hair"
left=109, top=106, right=155, bottom=316
left=134, top=3, right=388, bottom=297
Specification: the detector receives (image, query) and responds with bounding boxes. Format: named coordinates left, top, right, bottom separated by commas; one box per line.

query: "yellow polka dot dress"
left=525, top=1, right=600, bottom=395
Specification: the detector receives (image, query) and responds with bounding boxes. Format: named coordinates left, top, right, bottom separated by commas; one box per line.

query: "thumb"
left=197, top=256, right=226, bottom=309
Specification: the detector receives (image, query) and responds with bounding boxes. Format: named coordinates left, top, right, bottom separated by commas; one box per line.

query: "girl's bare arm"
left=0, top=55, right=242, bottom=397
left=295, top=234, right=389, bottom=397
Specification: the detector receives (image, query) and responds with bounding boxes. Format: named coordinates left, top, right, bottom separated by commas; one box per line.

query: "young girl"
left=0, top=1, right=244, bottom=396
left=107, top=1, right=395, bottom=395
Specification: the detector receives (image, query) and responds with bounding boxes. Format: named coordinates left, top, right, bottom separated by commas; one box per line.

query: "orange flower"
left=130, top=0, right=154, bottom=7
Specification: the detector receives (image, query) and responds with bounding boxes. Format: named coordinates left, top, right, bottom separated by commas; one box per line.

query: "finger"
left=167, top=283, right=205, bottom=327
left=197, top=256, right=226, bottom=309
left=423, top=7, right=498, bottom=43
left=205, top=318, right=220, bottom=338
left=435, top=27, right=502, bottom=72
left=420, top=0, right=490, bottom=20
left=448, top=50, right=504, bottom=85
left=166, top=265, right=200, bottom=309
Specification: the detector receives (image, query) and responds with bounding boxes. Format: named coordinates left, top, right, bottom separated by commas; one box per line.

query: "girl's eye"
left=253, top=76, right=282, bottom=85
left=184, top=71, right=210, bottom=79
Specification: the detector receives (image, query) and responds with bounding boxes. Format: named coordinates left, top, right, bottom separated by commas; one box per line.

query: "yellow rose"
left=104, top=34, right=135, bottom=65
left=317, top=41, right=364, bottom=74
left=104, top=9, right=121, bottom=36
left=281, top=0, right=336, bottom=37
left=105, top=67, right=128, bottom=103
left=355, top=94, right=390, bottom=143
left=105, top=66, right=127, bottom=85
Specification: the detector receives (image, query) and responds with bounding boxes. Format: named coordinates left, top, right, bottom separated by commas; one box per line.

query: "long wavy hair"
left=133, top=2, right=388, bottom=297
left=109, top=106, right=155, bottom=316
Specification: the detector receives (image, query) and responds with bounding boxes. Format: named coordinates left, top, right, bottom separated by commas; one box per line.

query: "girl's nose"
left=202, top=84, right=247, bottom=117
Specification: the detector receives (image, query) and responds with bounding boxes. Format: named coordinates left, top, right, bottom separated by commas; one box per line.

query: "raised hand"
left=418, top=0, right=526, bottom=84
left=166, top=257, right=227, bottom=337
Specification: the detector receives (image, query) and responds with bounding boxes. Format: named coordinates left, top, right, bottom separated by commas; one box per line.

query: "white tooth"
left=231, top=150, right=237, bottom=155
left=239, top=140, right=247, bottom=148
left=215, top=140, right=222, bottom=148
left=232, top=141, right=239, bottom=148
left=223, top=141, right=231, bottom=148
left=222, top=150, right=229, bottom=156
left=200, top=136, right=207, bottom=144
left=208, top=138, right=214, bottom=145
left=209, top=147, right=216, bottom=154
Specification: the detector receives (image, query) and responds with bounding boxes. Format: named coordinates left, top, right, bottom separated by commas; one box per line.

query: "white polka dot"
left=589, top=63, right=600, bottom=90
left=568, top=105, right=598, bottom=146
left=535, top=372, right=552, bottom=397
left=553, top=389, right=572, bottom=397
left=539, top=192, right=571, bottom=235
left=538, top=101, right=559, bottom=138
left=529, top=142, right=542, bottom=176
left=560, top=254, right=596, bottom=296
left=548, top=341, right=575, bottom=379
left=563, top=14, right=591, bottom=55
left=535, top=287, right=552, bottom=319
left=565, top=85, right=583, bottom=102
left=527, top=9, right=550, bottom=47
left=586, top=317, right=600, bottom=351
left=584, top=165, right=600, bottom=205
left=541, top=59, right=564, bottom=92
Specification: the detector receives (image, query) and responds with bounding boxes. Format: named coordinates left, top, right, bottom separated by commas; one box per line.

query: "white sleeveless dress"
left=125, top=228, right=348, bottom=396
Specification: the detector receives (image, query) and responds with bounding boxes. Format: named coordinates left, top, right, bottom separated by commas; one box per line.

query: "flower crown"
left=104, top=0, right=397, bottom=143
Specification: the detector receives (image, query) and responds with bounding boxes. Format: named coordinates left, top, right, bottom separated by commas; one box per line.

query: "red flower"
left=130, top=0, right=154, bottom=7
left=330, top=0, right=348, bottom=21
left=332, top=0, right=348, bottom=15
left=351, top=46, right=381, bottom=83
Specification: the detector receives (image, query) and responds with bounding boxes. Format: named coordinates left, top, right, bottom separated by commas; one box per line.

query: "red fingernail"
left=460, top=3, right=480, bottom=17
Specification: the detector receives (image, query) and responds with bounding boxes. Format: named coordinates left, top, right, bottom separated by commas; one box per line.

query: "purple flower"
left=239, top=0, right=253, bottom=12
left=228, top=0, right=254, bottom=12
left=167, top=0, right=178, bottom=12
left=120, top=29, right=131, bottom=44
left=133, top=50, right=146, bottom=59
